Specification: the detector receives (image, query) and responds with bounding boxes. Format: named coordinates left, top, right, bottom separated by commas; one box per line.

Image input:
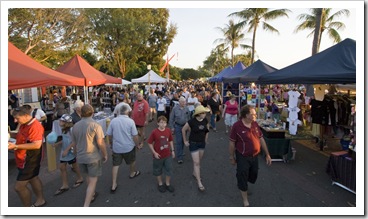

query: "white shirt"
left=187, top=96, right=198, bottom=111
left=157, top=97, right=167, bottom=111
left=287, top=118, right=302, bottom=135
left=287, top=107, right=300, bottom=120
left=287, top=90, right=300, bottom=108
left=33, top=108, right=46, bottom=122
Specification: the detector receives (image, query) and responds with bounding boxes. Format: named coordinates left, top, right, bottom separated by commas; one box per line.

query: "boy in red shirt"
left=147, top=116, right=175, bottom=193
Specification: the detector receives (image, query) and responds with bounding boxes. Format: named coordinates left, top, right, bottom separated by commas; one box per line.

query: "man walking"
left=169, top=97, right=191, bottom=164
left=8, top=106, right=46, bottom=207
left=131, top=93, right=149, bottom=148
left=70, top=104, right=108, bottom=207
left=106, top=104, right=141, bottom=193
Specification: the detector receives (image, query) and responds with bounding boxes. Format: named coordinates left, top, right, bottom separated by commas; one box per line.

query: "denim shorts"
left=152, top=156, right=173, bottom=176
left=189, top=141, right=206, bottom=152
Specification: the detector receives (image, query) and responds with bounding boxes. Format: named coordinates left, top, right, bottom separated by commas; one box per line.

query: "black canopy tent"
left=222, top=59, right=278, bottom=83
left=257, top=38, right=356, bottom=84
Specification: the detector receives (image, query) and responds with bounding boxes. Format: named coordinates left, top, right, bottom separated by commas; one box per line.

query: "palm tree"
left=214, top=19, right=250, bottom=67
left=295, top=8, right=350, bottom=53
left=229, top=8, right=291, bottom=64
left=312, top=8, right=323, bottom=55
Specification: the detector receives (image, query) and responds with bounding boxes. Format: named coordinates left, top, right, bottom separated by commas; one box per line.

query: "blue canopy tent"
left=208, top=66, right=232, bottom=82
left=257, top=38, right=356, bottom=85
left=222, top=59, right=278, bottom=83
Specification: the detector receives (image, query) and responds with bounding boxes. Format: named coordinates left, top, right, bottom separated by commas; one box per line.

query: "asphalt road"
left=6, top=116, right=358, bottom=215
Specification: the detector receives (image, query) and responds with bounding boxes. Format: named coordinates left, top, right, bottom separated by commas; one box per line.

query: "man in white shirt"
left=187, top=91, right=198, bottom=117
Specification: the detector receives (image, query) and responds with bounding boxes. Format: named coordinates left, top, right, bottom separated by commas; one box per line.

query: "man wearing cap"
left=8, top=105, right=46, bottom=207
left=169, top=96, right=190, bottom=164
left=70, top=100, right=84, bottom=124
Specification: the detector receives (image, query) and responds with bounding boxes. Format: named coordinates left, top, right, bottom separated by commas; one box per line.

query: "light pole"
left=147, top=64, right=151, bottom=87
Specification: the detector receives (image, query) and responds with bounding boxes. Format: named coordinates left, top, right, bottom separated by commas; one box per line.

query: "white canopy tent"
left=131, top=70, right=167, bottom=83
left=106, top=79, right=132, bottom=86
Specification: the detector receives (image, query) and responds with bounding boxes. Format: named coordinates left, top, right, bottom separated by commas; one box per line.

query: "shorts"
left=152, top=156, right=173, bottom=177
left=17, top=165, right=41, bottom=181
left=78, top=160, right=102, bottom=177
left=112, top=148, right=136, bottom=166
left=225, top=113, right=238, bottom=126
left=189, top=141, right=206, bottom=153
left=235, top=150, right=259, bottom=192
left=60, top=157, right=77, bottom=165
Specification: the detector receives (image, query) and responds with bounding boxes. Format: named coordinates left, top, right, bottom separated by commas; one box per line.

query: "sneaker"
left=177, top=160, right=183, bottom=164
left=158, top=184, right=166, bottom=193
left=165, top=184, right=175, bottom=193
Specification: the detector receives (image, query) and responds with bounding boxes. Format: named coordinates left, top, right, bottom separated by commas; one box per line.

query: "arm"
left=170, top=141, right=175, bottom=158
left=62, top=141, right=76, bottom=157
left=229, top=140, right=236, bottom=165
left=8, top=140, right=42, bottom=151
left=97, top=138, right=108, bottom=163
left=182, top=123, right=190, bottom=147
left=133, top=135, right=140, bottom=148
left=260, top=137, right=272, bottom=166
left=148, top=142, right=160, bottom=159
left=222, top=104, right=227, bottom=118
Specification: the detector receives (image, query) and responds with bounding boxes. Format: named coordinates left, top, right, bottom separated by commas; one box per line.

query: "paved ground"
left=6, top=116, right=358, bottom=215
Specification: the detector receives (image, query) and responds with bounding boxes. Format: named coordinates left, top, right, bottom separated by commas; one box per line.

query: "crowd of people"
left=8, top=81, right=273, bottom=207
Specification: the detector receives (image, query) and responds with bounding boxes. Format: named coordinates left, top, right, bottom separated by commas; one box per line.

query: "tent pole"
left=84, top=86, right=88, bottom=104
left=257, top=84, right=261, bottom=119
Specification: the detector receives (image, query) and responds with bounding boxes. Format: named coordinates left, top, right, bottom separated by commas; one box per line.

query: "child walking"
left=147, top=116, right=175, bottom=193
left=53, top=114, right=84, bottom=196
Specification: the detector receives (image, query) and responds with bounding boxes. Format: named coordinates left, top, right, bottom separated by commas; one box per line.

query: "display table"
left=262, top=135, right=292, bottom=162
left=326, top=151, right=356, bottom=194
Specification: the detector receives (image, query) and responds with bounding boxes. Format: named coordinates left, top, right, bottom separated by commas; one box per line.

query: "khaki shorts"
left=79, top=160, right=102, bottom=177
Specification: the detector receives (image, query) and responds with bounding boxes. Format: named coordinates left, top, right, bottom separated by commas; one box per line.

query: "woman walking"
left=222, top=94, right=239, bottom=134
left=182, top=105, right=210, bottom=192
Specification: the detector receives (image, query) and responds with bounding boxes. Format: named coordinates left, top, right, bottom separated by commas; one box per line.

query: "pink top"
left=225, top=100, right=238, bottom=115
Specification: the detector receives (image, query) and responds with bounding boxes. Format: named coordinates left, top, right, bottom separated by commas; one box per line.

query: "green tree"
left=295, top=8, right=350, bottom=52
left=202, top=44, right=231, bottom=76
left=8, top=8, right=90, bottom=68
left=85, top=8, right=177, bottom=78
left=214, top=19, right=250, bottom=67
left=230, top=8, right=291, bottom=64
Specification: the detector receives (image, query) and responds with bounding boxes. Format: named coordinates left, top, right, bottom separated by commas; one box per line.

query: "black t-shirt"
left=8, top=94, right=18, bottom=109
left=207, top=98, right=220, bottom=113
left=188, top=117, right=209, bottom=142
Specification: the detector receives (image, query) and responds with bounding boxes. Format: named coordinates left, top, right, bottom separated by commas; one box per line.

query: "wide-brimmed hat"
left=193, top=105, right=210, bottom=117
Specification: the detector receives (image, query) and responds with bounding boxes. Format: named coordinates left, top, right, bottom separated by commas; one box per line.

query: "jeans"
left=174, top=124, right=184, bottom=161
left=210, top=114, right=216, bottom=129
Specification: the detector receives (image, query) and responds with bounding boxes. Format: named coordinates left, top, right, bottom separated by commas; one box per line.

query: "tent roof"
left=56, top=55, right=121, bottom=86
left=258, top=38, right=356, bottom=84
left=131, top=70, right=167, bottom=83
left=222, top=59, right=278, bottom=83
left=208, top=66, right=232, bottom=82
left=8, top=42, right=85, bottom=90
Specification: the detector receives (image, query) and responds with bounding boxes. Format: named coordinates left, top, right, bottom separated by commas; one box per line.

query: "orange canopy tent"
left=56, top=55, right=122, bottom=86
left=56, top=54, right=122, bottom=103
left=8, top=42, right=85, bottom=90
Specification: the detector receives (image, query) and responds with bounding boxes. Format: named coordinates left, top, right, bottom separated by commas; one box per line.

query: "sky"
left=167, top=7, right=358, bottom=70
left=1, top=0, right=365, bottom=217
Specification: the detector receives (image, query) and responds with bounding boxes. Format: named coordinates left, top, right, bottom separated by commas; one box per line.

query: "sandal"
left=72, top=180, right=84, bottom=188
left=54, top=188, right=69, bottom=196
left=31, top=201, right=47, bottom=207
left=91, top=192, right=98, bottom=203
left=198, top=185, right=205, bottom=192
left=129, top=170, right=141, bottom=179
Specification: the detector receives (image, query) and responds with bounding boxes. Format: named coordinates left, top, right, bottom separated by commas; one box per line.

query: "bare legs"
left=84, top=176, right=98, bottom=207
left=14, top=176, right=45, bottom=207
left=191, top=150, right=205, bottom=190
left=240, top=190, right=250, bottom=207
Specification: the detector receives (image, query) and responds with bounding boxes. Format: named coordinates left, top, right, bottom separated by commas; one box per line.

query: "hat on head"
left=193, top=105, right=210, bottom=117
left=74, top=100, right=84, bottom=109
left=60, top=114, right=72, bottom=123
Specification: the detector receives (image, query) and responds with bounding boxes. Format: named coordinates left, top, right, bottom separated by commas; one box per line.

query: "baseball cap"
left=60, top=114, right=73, bottom=123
